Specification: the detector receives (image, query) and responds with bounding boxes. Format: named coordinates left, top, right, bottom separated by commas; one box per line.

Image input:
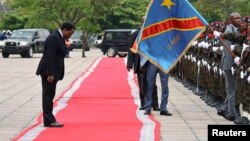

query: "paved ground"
left=0, top=48, right=235, bottom=141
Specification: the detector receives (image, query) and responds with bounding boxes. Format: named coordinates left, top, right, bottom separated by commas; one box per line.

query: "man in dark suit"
left=215, top=12, right=249, bottom=124
left=36, top=22, right=75, bottom=127
left=127, top=28, right=160, bottom=111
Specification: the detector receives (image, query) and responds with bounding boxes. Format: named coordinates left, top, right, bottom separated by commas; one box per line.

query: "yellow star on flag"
left=161, top=0, right=175, bottom=10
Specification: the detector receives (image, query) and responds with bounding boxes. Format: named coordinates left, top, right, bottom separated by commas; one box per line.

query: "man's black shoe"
left=160, top=110, right=172, bottom=116
left=44, top=122, right=64, bottom=128
left=153, top=107, right=160, bottom=111
left=224, top=115, right=236, bottom=121
left=233, top=117, right=245, bottom=125
left=139, top=107, right=145, bottom=110
left=217, top=109, right=225, bottom=117
left=144, top=110, right=151, bottom=115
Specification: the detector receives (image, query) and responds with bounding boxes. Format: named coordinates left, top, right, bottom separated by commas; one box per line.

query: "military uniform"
left=80, top=31, right=88, bottom=57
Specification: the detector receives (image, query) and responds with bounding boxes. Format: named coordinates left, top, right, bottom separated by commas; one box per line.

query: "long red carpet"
left=14, top=57, right=160, bottom=141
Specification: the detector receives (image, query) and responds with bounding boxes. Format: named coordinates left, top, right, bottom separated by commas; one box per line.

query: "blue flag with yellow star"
left=138, top=0, right=208, bottom=73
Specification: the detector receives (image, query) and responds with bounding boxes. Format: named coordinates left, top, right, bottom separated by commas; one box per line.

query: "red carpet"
left=14, top=57, right=160, bottom=141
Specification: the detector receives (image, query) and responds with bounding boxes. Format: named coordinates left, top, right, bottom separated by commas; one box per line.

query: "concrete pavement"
left=0, top=48, right=234, bottom=141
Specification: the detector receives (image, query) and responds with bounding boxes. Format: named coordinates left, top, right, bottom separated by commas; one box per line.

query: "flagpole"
left=207, top=25, right=236, bottom=58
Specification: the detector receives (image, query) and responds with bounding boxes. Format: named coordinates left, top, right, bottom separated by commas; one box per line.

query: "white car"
left=94, top=34, right=103, bottom=46
left=0, top=40, right=4, bottom=52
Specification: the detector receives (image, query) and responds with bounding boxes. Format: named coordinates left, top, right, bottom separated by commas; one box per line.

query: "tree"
left=100, top=0, right=148, bottom=29
left=1, top=0, right=249, bottom=32
left=0, top=15, right=25, bottom=30
left=4, top=0, right=122, bottom=32
left=191, top=0, right=250, bottom=22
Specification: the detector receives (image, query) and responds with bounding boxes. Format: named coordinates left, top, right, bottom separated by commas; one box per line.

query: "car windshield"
left=10, top=31, right=34, bottom=39
left=70, top=31, right=82, bottom=39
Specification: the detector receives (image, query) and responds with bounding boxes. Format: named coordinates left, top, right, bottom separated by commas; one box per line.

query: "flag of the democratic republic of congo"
left=137, top=0, right=208, bottom=73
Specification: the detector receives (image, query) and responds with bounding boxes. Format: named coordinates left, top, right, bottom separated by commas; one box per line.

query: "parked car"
left=94, top=34, right=103, bottom=47
left=0, top=40, right=4, bottom=52
left=0, top=30, right=12, bottom=52
left=98, top=29, right=136, bottom=57
left=1, top=29, right=50, bottom=58
left=69, top=30, right=89, bottom=51
left=87, top=33, right=103, bottom=48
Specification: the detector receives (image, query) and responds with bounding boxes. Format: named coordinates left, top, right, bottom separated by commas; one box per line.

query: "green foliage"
left=0, top=15, right=25, bottom=30
left=0, top=0, right=249, bottom=33
left=110, top=0, right=148, bottom=28
left=2, top=0, right=122, bottom=32
left=191, top=0, right=250, bottom=22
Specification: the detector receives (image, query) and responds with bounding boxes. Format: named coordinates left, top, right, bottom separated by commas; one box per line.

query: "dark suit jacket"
left=127, top=29, right=140, bottom=73
left=36, top=29, right=66, bottom=80
left=222, top=24, right=246, bottom=70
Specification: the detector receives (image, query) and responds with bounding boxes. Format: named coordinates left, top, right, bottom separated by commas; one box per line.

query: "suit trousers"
left=42, top=77, right=58, bottom=125
left=137, top=71, right=159, bottom=108
left=137, top=72, right=145, bottom=107
left=144, top=63, right=169, bottom=112
left=219, top=70, right=239, bottom=118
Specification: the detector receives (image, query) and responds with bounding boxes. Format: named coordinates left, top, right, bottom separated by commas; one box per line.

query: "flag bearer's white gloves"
left=242, top=43, right=249, bottom=52
left=213, top=31, right=221, bottom=38
left=234, top=56, right=241, bottom=65
left=230, top=45, right=236, bottom=51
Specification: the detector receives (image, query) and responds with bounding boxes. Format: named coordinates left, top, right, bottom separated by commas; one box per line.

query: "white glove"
left=207, top=64, right=211, bottom=71
left=213, top=66, right=218, bottom=72
left=192, top=40, right=198, bottom=46
left=230, top=45, right=236, bottom=51
left=247, top=75, right=250, bottom=84
left=240, top=71, right=247, bottom=79
left=204, top=61, right=208, bottom=66
left=200, top=41, right=205, bottom=48
left=242, top=43, right=249, bottom=52
left=191, top=57, right=194, bottom=62
left=204, top=42, right=209, bottom=49
left=220, top=46, right=223, bottom=51
left=234, top=56, right=241, bottom=66
left=197, top=60, right=201, bottom=66
left=219, top=69, right=223, bottom=76
left=193, top=57, right=196, bottom=63
left=198, top=42, right=202, bottom=48
left=231, top=67, right=235, bottom=75
left=213, top=31, right=221, bottom=38
left=212, top=47, right=219, bottom=52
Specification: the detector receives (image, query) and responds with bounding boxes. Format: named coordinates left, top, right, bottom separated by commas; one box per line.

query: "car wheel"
left=21, top=53, right=26, bottom=58
left=2, top=52, right=9, bottom=58
left=27, top=47, right=33, bottom=58
left=118, top=53, right=127, bottom=58
left=107, top=47, right=117, bottom=57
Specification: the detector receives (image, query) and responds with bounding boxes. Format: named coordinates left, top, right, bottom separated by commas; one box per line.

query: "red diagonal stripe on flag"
left=130, top=40, right=138, bottom=53
left=141, top=17, right=204, bottom=40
